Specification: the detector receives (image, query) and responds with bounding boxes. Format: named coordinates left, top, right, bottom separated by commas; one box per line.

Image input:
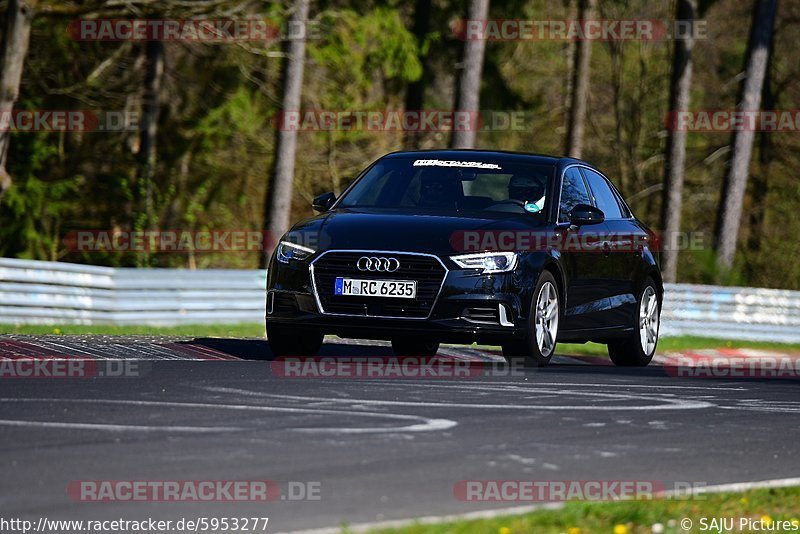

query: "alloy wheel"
left=638, top=286, right=659, bottom=356
left=535, top=281, right=559, bottom=357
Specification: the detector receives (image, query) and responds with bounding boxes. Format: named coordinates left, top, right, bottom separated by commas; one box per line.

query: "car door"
left=557, top=166, right=612, bottom=332
left=580, top=167, right=641, bottom=327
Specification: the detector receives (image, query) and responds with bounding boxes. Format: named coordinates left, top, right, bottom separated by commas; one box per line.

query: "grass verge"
left=0, top=323, right=265, bottom=338
left=366, top=486, right=800, bottom=534
left=556, top=336, right=800, bottom=356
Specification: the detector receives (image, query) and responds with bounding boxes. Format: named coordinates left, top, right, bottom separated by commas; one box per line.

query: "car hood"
left=287, top=207, right=547, bottom=255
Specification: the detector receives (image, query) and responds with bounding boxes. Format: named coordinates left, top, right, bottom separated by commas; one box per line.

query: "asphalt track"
left=1, top=334, right=799, bottom=533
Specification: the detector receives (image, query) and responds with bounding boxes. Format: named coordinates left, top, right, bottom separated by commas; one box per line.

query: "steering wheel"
left=486, top=199, right=527, bottom=211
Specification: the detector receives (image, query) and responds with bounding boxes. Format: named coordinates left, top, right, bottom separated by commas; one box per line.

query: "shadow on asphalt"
left=182, top=338, right=665, bottom=377
left=183, top=337, right=394, bottom=361
left=179, top=337, right=799, bottom=384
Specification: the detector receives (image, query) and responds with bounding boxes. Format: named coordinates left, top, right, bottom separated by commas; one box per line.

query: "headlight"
left=450, top=252, right=518, bottom=274
left=276, top=241, right=315, bottom=263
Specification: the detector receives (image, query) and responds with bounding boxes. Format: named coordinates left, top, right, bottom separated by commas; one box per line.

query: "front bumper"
left=266, top=252, right=532, bottom=344
left=266, top=305, right=525, bottom=345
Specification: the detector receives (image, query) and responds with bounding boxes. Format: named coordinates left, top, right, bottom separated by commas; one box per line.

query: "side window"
left=559, top=167, right=592, bottom=222
left=611, top=187, right=632, bottom=218
left=582, top=168, right=623, bottom=219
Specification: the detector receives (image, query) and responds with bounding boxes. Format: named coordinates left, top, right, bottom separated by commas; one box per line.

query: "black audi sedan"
left=266, top=150, right=662, bottom=367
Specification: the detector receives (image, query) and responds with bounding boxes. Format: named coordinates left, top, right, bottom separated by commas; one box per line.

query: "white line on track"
left=0, top=397, right=456, bottom=434
left=692, top=477, right=800, bottom=494
left=0, top=419, right=243, bottom=432
left=210, top=387, right=715, bottom=411
left=334, top=379, right=747, bottom=391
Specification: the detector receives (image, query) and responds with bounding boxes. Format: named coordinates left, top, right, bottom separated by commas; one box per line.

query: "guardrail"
left=659, top=283, right=800, bottom=343
left=1, top=258, right=799, bottom=342
left=0, top=258, right=266, bottom=326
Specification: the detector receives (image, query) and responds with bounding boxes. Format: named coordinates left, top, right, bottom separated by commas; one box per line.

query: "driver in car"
left=508, top=175, right=545, bottom=213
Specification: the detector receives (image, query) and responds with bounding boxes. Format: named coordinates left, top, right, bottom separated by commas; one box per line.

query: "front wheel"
left=607, top=278, right=660, bottom=366
left=267, top=324, right=323, bottom=357
left=502, top=270, right=560, bottom=367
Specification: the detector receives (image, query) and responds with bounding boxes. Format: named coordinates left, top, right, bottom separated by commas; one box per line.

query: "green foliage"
left=0, top=127, right=81, bottom=260
left=367, top=487, right=800, bottom=534
left=1, top=0, right=798, bottom=289
left=309, top=6, right=422, bottom=105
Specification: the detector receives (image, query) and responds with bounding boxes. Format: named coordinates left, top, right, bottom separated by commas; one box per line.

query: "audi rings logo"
left=356, top=256, right=401, bottom=272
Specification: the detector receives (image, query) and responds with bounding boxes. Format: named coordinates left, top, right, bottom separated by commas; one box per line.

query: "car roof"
left=381, top=149, right=588, bottom=168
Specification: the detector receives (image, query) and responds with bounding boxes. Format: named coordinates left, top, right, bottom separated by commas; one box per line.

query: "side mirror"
left=569, top=204, right=605, bottom=226
left=312, top=192, right=337, bottom=212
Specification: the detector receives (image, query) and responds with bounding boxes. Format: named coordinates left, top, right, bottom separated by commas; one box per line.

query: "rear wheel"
left=391, top=338, right=440, bottom=357
left=607, top=278, right=660, bottom=366
left=502, top=270, right=559, bottom=367
left=267, top=325, right=323, bottom=356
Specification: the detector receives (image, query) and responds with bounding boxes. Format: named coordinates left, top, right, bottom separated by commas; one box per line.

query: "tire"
left=502, top=270, right=560, bottom=367
left=267, top=324, right=323, bottom=357
left=607, top=277, right=660, bottom=367
left=391, top=338, right=440, bottom=357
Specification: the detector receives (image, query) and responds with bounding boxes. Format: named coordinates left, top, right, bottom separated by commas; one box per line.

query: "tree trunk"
left=608, top=40, right=626, bottom=192
left=563, top=0, right=577, bottom=131
left=403, top=0, right=432, bottom=150
left=262, top=0, right=310, bottom=266
left=0, top=0, right=35, bottom=202
left=132, top=39, right=164, bottom=267
left=660, top=0, right=697, bottom=283
left=746, top=33, right=775, bottom=256
left=715, top=0, right=777, bottom=271
left=564, top=0, right=596, bottom=159
left=451, top=0, right=489, bottom=149
left=136, top=40, right=164, bottom=227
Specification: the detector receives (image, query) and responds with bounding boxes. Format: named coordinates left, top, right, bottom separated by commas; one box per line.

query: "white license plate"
left=334, top=278, right=417, bottom=299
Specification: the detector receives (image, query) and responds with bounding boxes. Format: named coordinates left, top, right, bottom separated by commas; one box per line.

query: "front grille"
left=311, top=251, right=447, bottom=318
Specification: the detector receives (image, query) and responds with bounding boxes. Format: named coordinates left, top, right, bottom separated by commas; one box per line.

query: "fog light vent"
left=462, top=307, right=498, bottom=325
left=498, top=304, right=514, bottom=327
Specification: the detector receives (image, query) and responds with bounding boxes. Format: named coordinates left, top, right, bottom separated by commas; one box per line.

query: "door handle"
left=602, top=241, right=611, bottom=256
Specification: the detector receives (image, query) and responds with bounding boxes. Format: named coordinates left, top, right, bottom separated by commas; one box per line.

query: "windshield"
left=337, top=157, right=554, bottom=215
